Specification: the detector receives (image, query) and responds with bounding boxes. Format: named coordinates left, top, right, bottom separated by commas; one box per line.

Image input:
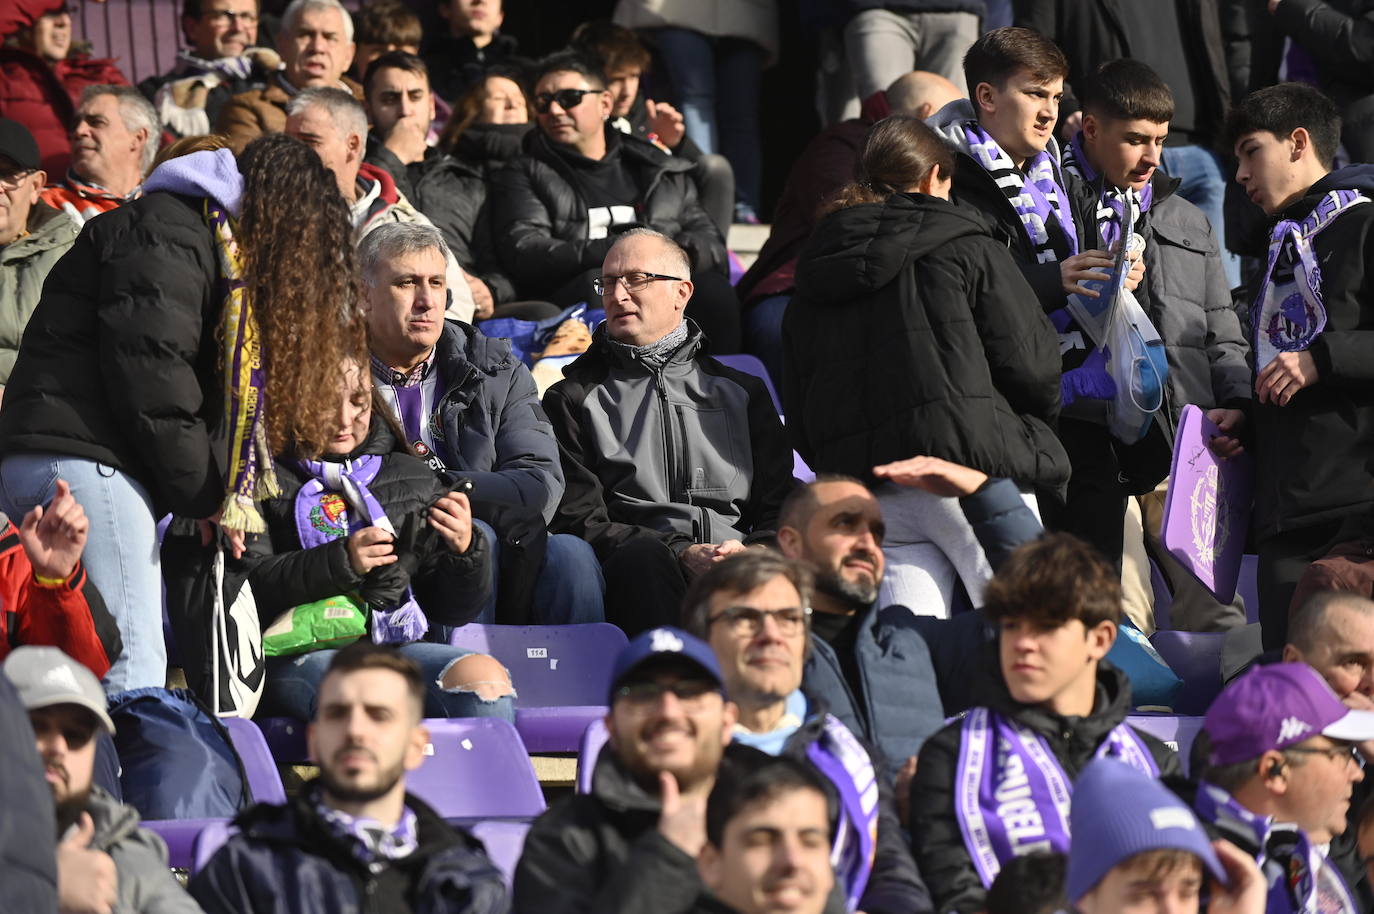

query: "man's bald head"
left=885, top=71, right=963, bottom=120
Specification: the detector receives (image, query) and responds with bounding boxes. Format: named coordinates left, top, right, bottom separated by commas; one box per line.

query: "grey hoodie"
left=70, top=786, right=204, bottom=914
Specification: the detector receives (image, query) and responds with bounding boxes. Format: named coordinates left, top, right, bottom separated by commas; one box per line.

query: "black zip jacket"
left=911, top=663, right=1182, bottom=913
left=489, top=126, right=727, bottom=300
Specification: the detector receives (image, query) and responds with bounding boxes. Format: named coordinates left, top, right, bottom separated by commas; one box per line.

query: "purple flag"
left=1160, top=405, right=1254, bottom=603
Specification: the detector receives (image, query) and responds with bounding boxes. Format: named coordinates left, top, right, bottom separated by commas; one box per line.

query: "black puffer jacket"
left=489, top=126, right=727, bottom=300
left=242, top=413, right=490, bottom=627
left=364, top=138, right=518, bottom=305
left=1249, top=165, right=1374, bottom=540
left=911, top=663, right=1182, bottom=914
left=0, top=191, right=225, bottom=518
left=785, top=192, right=1070, bottom=491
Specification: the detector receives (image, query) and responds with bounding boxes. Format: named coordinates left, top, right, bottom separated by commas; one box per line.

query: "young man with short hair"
left=927, top=28, right=1146, bottom=574
left=350, top=0, right=421, bottom=84
left=1068, top=758, right=1264, bottom=914
left=910, top=533, right=1180, bottom=913
left=1224, top=82, right=1374, bottom=649
left=191, top=642, right=508, bottom=914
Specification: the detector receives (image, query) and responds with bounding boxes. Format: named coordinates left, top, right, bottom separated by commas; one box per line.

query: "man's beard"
left=814, top=565, right=878, bottom=611
left=319, top=751, right=407, bottom=806
left=49, top=764, right=91, bottom=835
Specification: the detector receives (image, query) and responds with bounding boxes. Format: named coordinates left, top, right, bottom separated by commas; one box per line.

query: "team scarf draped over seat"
left=293, top=454, right=429, bottom=644
left=1252, top=189, right=1369, bottom=373
left=1062, top=132, right=1153, bottom=253
left=1195, top=781, right=1358, bottom=914
left=953, top=706, right=1160, bottom=887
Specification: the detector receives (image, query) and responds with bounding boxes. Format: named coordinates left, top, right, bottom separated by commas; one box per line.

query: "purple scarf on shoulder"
left=960, top=120, right=1079, bottom=264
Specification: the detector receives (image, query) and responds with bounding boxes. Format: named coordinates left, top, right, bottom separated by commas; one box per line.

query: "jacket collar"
left=981, top=659, right=1134, bottom=744
left=581, top=319, right=706, bottom=373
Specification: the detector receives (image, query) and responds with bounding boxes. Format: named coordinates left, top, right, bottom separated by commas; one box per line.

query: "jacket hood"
left=927, top=96, right=1066, bottom=170
left=357, top=161, right=400, bottom=205
left=142, top=147, right=243, bottom=217
left=1309, top=164, right=1374, bottom=198
left=3, top=201, right=77, bottom=262
left=433, top=320, right=518, bottom=393
left=795, top=193, right=992, bottom=303
left=85, top=785, right=143, bottom=851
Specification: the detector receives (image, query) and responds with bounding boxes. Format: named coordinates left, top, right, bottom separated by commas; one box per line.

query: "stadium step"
left=728, top=223, right=770, bottom=272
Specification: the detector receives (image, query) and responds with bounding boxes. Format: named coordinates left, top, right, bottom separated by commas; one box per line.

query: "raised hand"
left=20, top=478, right=89, bottom=582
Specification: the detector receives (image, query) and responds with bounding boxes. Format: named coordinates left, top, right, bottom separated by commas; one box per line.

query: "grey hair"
left=358, top=222, right=450, bottom=286
left=286, top=86, right=368, bottom=142
left=281, top=0, right=353, bottom=42
left=79, top=84, right=159, bottom=176
left=612, top=227, right=692, bottom=279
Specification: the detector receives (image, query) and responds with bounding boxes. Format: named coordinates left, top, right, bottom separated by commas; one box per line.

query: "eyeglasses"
left=1287, top=744, right=1365, bottom=769
left=205, top=9, right=259, bottom=24
left=0, top=168, right=36, bottom=190
left=533, top=87, right=601, bottom=114
left=614, top=678, right=720, bottom=708
left=592, top=272, right=682, bottom=296
left=708, top=606, right=812, bottom=637
left=34, top=721, right=97, bottom=750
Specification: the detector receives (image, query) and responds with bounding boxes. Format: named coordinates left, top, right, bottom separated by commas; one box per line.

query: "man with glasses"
left=5, top=645, right=202, bottom=914
left=1196, top=662, right=1374, bottom=913
left=489, top=51, right=739, bottom=351
left=682, top=550, right=931, bottom=914
left=139, top=0, right=276, bottom=138
left=513, top=626, right=738, bottom=914
left=543, top=228, right=794, bottom=636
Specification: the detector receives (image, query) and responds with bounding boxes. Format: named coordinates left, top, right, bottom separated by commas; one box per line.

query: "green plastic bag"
left=262, top=594, right=368, bottom=657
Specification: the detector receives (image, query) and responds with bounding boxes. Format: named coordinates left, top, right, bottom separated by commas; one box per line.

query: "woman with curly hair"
left=0, top=132, right=363, bottom=690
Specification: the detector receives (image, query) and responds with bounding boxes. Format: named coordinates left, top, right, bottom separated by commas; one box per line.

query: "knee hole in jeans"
left=438, top=653, right=515, bottom=701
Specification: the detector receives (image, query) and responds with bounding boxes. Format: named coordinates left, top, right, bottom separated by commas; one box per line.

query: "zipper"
left=654, top=369, right=680, bottom=501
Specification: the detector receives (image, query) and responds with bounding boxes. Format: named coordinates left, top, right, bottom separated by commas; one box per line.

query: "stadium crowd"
left=3, top=0, right=1374, bottom=911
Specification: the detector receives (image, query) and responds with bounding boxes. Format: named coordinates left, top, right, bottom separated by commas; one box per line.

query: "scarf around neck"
left=1063, top=132, right=1154, bottom=252
left=605, top=319, right=690, bottom=372
left=314, top=788, right=419, bottom=872
left=960, top=120, right=1079, bottom=264
left=173, top=48, right=255, bottom=81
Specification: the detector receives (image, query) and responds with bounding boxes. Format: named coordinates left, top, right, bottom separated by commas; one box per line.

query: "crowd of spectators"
left=4, top=0, right=1374, bottom=912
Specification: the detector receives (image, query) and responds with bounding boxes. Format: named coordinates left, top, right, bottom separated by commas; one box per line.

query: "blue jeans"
left=1162, top=144, right=1242, bottom=288
left=743, top=294, right=790, bottom=390
left=471, top=520, right=605, bottom=625
left=260, top=641, right=515, bottom=722
left=651, top=27, right=765, bottom=212
left=0, top=453, right=166, bottom=691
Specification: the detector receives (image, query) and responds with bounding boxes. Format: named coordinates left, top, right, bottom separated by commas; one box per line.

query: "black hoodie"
left=784, top=192, right=1070, bottom=492
left=910, top=661, right=1181, bottom=913
left=1249, top=164, right=1374, bottom=540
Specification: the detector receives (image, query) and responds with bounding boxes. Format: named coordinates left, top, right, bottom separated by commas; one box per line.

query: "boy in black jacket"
left=1225, top=82, right=1374, bottom=649
left=910, top=534, right=1180, bottom=914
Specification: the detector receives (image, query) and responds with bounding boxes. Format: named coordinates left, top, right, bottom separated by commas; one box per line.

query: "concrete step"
left=728, top=223, right=770, bottom=272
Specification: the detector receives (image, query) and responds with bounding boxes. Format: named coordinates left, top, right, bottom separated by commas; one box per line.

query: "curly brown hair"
left=236, top=133, right=366, bottom=458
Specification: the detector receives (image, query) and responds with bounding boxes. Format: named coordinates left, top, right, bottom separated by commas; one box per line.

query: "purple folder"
left=1160, top=405, right=1254, bottom=604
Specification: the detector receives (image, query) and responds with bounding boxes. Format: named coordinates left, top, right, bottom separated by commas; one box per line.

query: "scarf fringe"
left=219, top=493, right=267, bottom=534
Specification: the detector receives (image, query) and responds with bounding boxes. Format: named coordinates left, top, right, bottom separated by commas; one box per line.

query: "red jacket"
left=0, top=45, right=128, bottom=178
left=0, top=520, right=121, bottom=678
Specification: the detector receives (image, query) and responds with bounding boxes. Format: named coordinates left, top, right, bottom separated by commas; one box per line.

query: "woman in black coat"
left=784, top=115, right=1069, bottom=618
left=246, top=357, right=514, bottom=722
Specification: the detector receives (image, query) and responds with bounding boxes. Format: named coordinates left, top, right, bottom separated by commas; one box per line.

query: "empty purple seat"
left=471, top=820, right=532, bottom=886
left=144, top=817, right=225, bottom=871
left=1126, top=714, right=1205, bottom=775
left=1148, top=630, right=1226, bottom=716
left=448, top=623, right=627, bottom=752
left=715, top=353, right=781, bottom=412
left=407, top=717, right=546, bottom=822
left=576, top=718, right=609, bottom=795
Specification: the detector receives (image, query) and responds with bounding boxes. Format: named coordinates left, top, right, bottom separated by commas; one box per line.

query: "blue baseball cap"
left=608, top=627, right=726, bottom=704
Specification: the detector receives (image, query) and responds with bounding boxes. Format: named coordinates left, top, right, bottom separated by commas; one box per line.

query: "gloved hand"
left=1061, top=347, right=1117, bottom=407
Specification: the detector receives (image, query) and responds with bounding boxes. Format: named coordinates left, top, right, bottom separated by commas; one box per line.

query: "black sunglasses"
left=533, top=88, right=601, bottom=114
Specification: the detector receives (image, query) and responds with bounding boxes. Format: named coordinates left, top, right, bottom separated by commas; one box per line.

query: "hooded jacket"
left=0, top=156, right=242, bottom=518
left=190, top=786, right=507, bottom=914
left=489, top=126, right=727, bottom=300
left=512, top=747, right=705, bottom=914
left=1248, top=165, right=1374, bottom=539
left=911, top=663, right=1182, bottom=913
left=0, top=200, right=78, bottom=385
left=786, top=191, right=1070, bottom=491
left=542, top=321, right=794, bottom=561
left=80, top=785, right=204, bottom=913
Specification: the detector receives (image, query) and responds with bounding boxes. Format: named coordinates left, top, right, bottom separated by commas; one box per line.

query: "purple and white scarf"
left=1063, top=132, right=1154, bottom=253
left=293, top=455, right=428, bottom=644
left=1252, top=189, right=1368, bottom=373
left=960, top=121, right=1079, bottom=265
left=1195, top=781, right=1357, bottom=914
left=316, top=792, right=419, bottom=872
left=954, top=707, right=1159, bottom=887
left=805, top=714, right=880, bottom=911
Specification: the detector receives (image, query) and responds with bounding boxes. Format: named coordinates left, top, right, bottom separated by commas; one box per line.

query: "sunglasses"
left=533, top=88, right=601, bottom=114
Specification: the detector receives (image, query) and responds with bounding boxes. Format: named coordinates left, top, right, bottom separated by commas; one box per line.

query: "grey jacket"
left=0, top=202, right=78, bottom=385
left=1136, top=175, right=1252, bottom=428
left=543, top=321, right=795, bottom=559
left=80, top=786, right=204, bottom=913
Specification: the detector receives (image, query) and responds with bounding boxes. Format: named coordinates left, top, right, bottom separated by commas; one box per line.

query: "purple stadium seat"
left=1126, top=714, right=1205, bottom=775
left=1148, top=630, right=1226, bottom=716
left=407, top=717, right=546, bottom=822
left=576, top=718, right=609, bottom=795
left=191, top=820, right=239, bottom=875
left=471, top=820, right=532, bottom=886
left=1150, top=558, right=1173, bottom=631
left=256, top=716, right=310, bottom=764
left=144, top=818, right=224, bottom=870
left=715, top=353, right=781, bottom=412
left=448, top=623, right=627, bottom=752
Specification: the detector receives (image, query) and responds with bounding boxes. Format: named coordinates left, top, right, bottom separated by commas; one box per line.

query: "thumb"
left=21, top=502, right=43, bottom=534
left=66, top=812, right=95, bottom=848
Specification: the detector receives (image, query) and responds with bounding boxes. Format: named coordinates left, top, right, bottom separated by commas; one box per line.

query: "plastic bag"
left=261, top=593, right=368, bottom=657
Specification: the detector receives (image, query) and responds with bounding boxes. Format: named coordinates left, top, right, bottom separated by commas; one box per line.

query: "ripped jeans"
left=260, top=641, right=516, bottom=722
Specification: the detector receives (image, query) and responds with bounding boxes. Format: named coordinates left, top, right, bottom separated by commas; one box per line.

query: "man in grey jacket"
left=4, top=646, right=203, bottom=914
left=1062, top=59, right=1253, bottom=631
left=543, top=229, right=795, bottom=635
